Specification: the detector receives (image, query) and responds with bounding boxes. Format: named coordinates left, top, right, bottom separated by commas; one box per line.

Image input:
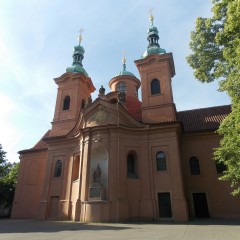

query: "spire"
left=66, top=29, right=88, bottom=76
left=122, top=50, right=126, bottom=71
left=149, top=8, right=154, bottom=26
left=142, top=11, right=166, bottom=58
left=115, top=52, right=135, bottom=77
left=78, top=29, right=83, bottom=45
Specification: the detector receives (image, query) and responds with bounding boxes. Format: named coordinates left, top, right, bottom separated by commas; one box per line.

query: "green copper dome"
left=148, top=26, right=159, bottom=35
left=66, top=64, right=88, bottom=76
left=66, top=33, right=88, bottom=76
left=142, top=15, right=166, bottom=58
left=115, top=69, right=136, bottom=77
left=142, top=46, right=166, bottom=58
left=73, top=44, right=85, bottom=55
left=115, top=57, right=136, bottom=77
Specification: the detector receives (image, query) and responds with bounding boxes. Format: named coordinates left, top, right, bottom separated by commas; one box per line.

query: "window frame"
left=156, top=151, right=167, bottom=171
left=215, top=161, right=227, bottom=174
left=127, top=153, right=138, bottom=179
left=150, top=78, right=161, bottom=95
left=189, top=156, right=201, bottom=175
left=62, top=95, right=70, bottom=111
left=116, top=81, right=127, bottom=93
left=53, top=160, right=62, bottom=178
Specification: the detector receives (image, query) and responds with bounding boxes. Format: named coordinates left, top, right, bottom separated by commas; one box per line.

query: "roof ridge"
left=177, top=104, right=231, bottom=114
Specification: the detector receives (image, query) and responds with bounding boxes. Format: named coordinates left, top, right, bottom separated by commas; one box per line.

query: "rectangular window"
left=156, top=151, right=167, bottom=171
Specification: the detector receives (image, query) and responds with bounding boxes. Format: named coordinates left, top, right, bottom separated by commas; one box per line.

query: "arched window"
left=215, top=161, right=227, bottom=174
left=156, top=151, right=167, bottom=171
left=127, top=153, right=137, bottom=178
left=116, top=81, right=127, bottom=93
left=135, top=86, right=138, bottom=97
left=189, top=156, right=200, bottom=175
left=54, top=160, right=62, bottom=177
left=151, top=79, right=160, bottom=95
left=63, top=96, right=70, bottom=110
left=81, top=99, right=85, bottom=109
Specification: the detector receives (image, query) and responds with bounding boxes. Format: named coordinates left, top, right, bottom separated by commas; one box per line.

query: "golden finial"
left=122, top=50, right=126, bottom=64
left=149, top=8, right=154, bottom=25
left=78, top=29, right=84, bottom=45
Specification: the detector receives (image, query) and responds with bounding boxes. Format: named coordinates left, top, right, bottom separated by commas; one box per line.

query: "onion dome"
left=115, top=56, right=136, bottom=77
left=142, top=14, right=166, bottom=58
left=66, top=31, right=88, bottom=76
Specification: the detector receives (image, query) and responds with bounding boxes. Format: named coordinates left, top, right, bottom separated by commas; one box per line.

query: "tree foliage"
left=0, top=144, right=19, bottom=207
left=0, top=144, right=11, bottom=178
left=187, top=0, right=240, bottom=195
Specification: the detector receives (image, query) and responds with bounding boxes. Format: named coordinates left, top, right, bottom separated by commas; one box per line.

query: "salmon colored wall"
left=78, top=125, right=188, bottom=222
left=135, top=53, right=176, bottom=123
left=51, top=73, right=95, bottom=136
left=181, top=133, right=240, bottom=218
left=109, top=75, right=140, bottom=99
left=11, top=150, right=48, bottom=219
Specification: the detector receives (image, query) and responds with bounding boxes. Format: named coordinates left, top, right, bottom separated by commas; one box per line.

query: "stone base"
left=89, top=183, right=106, bottom=200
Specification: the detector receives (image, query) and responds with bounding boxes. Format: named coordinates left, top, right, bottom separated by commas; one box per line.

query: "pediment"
left=86, top=104, right=118, bottom=127
left=84, top=99, right=143, bottom=128
left=67, top=98, right=144, bottom=138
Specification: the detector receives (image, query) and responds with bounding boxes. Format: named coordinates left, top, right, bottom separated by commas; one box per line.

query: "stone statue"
left=87, top=95, right=92, bottom=105
left=93, top=164, right=102, bottom=184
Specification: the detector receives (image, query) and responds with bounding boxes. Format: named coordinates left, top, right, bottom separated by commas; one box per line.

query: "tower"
left=109, top=55, right=142, bottom=119
left=109, top=54, right=141, bottom=99
left=135, top=14, right=176, bottom=123
left=51, top=32, right=95, bottom=136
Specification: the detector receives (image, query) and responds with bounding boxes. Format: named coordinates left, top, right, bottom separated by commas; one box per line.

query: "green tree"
left=0, top=144, right=11, bottom=178
left=187, top=0, right=240, bottom=195
left=0, top=144, right=19, bottom=207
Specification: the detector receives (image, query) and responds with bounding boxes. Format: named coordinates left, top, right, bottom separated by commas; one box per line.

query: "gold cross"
left=78, top=28, right=84, bottom=44
left=122, top=50, right=126, bottom=64
left=148, top=8, right=154, bottom=25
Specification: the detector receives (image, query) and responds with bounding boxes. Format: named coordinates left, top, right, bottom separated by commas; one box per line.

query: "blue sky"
left=0, top=0, right=230, bottom=163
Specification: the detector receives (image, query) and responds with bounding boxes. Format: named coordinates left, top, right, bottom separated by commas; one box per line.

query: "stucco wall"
left=11, top=150, right=48, bottom=219
left=181, top=132, right=240, bottom=218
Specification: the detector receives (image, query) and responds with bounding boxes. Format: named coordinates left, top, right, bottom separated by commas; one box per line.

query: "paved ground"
left=0, top=218, right=240, bottom=240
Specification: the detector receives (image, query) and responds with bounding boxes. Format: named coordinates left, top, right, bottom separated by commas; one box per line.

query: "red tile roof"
left=19, top=130, right=50, bottom=154
left=125, top=96, right=142, bottom=121
left=32, top=130, right=51, bottom=149
left=19, top=103, right=231, bottom=155
left=177, top=105, right=231, bottom=132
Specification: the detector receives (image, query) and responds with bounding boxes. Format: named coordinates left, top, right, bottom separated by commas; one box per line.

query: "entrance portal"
left=158, top=192, right=172, bottom=218
left=192, top=192, right=209, bottom=218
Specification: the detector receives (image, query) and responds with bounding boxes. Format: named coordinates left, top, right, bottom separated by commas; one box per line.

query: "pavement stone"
left=0, top=218, right=240, bottom=240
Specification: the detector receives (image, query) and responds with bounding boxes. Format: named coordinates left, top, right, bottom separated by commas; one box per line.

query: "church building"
left=11, top=15, right=240, bottom=222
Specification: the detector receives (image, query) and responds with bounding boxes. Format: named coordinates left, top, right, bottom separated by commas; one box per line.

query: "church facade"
left=11, top=16, right=240, bottom=222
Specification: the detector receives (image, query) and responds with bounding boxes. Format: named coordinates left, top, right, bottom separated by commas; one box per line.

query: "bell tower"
left=135, top=14, right=176, bottom=123
left=51, top=31, right=95, bottom=136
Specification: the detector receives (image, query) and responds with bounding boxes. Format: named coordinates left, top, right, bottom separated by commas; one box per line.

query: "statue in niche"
left=93, top=164, right=102, bottom=184
left=90, top=163, right=106, bottom=200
